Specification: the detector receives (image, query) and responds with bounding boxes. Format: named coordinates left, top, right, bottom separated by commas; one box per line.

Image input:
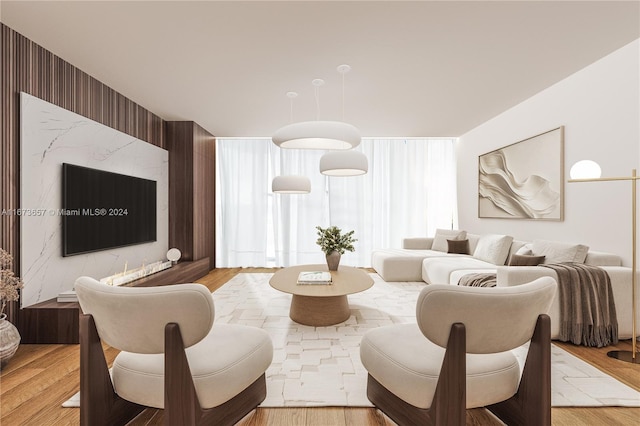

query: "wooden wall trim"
left=1, top=23, right=166, bottom=323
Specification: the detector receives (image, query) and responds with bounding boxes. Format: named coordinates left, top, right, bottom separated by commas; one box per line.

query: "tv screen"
left=62, top=163, right=157, bottom=256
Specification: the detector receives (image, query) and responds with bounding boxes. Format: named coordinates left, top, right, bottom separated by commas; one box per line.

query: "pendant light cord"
left=312, top=79, right=324, bottom=121
left=337, top=64, right=351, bottom=122
left=315, top=84, right=320, bottom=121
left=342, top=70, right=345, bottom=122
left=286, top=92, right=297, bottom=124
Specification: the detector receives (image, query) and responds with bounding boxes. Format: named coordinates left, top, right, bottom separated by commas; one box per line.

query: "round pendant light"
left=272, top=66, right=361, bottom=150
left=272, top=175, right=311, bottom=194
left=320, top=150, right=368, bottom=176
left=273, top=120, right=361, bottom=150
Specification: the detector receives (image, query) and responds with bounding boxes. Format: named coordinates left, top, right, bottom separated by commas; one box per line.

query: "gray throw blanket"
left=458, top=273, right=497, bottom=287
left=541, top=263, right=618, bottom=347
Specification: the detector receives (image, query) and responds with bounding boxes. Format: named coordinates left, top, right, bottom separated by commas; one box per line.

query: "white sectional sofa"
left=372, top=231, right=525, bottom=282
left=371, top=230, right=639, bottom=339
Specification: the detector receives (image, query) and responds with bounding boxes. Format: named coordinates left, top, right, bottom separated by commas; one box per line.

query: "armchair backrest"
left=416, top=277, right=556, bottom=354
left=75, top=276, right=215, bottom=354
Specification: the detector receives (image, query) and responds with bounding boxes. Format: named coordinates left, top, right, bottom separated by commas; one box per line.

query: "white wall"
left=20, top=93, right=169, bottom=307
left=457, top=39, right=639, bottom=266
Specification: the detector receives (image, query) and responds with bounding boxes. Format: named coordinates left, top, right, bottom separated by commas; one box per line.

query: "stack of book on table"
left=57, top=290, right=78, bottom=303
left=297, top=271, right=332, bottom=285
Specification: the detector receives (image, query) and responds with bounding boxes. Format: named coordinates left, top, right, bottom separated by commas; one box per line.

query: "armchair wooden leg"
left=487, top=314, right=551, bottom=426
left=164, top=323, right=267, bottom=426
left=79, top=314, right=145, bottom=426
left=432, top=322, right=466, bottom=426
left=366, top=322, right=466, bottom=426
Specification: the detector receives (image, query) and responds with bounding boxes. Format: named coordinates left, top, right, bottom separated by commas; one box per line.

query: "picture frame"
left=478, top=126, right=564, bottom=220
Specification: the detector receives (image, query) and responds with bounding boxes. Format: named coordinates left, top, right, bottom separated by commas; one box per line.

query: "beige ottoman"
left=371, top=249, right=429, bottom=281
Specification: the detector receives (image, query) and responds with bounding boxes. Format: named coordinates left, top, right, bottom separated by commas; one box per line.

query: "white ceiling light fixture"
left=318, top=65, right=369, bottom=176
left=320, top=150, right=368, bottom=176
left=273, top=120, right=361, bottom=150
left=271, top=92, right=312, bottom=194
left=272, top=66, right=361, bottom=150
left=271, top=175, right=311, bottom=194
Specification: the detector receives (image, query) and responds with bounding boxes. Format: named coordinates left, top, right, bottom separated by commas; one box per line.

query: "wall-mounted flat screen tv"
left=62, top=163, right=157, bottom=256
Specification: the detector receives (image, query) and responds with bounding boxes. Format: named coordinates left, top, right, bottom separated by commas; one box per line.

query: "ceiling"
left=1, top=1, right=638, bottom=137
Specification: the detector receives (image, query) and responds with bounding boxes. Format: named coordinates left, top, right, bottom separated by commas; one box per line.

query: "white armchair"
left=360, top=277, right=556, bottom=426
left=75, top=276, right=273, bottom=426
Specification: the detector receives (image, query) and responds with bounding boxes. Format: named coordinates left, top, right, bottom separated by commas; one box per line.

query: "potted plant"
left=0, top=248, right=23, bottom=369
left=315, top=226, right=357, bottom=271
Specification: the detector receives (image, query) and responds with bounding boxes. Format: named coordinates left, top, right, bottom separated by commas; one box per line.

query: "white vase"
left=326, top=251, right=341, bottom=271
left=0, top=313, right=20, bottom=370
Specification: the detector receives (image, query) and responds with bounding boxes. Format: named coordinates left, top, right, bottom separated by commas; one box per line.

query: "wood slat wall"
left=1, top=23, right=166, bottom=323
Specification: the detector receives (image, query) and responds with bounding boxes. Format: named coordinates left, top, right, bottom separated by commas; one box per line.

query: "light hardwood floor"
left=2, top=268, right=639, bottom=425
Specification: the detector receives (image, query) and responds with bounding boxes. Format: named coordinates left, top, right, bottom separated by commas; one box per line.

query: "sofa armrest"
left=585, top=251, right=622, bottom=266
left=496, top=266, right=557, bottom=287
left=403, top=238, right=434, bottom=250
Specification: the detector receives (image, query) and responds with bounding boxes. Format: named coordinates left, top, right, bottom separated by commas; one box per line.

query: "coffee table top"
left=269, top=264, right=374, bottom=297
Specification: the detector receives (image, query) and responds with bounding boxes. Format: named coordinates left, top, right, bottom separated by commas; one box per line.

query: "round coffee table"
left=269, top=264, right=374, bottom=326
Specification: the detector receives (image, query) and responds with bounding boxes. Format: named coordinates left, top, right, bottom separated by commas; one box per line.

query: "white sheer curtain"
left=216, top=138, right=457, bottom=267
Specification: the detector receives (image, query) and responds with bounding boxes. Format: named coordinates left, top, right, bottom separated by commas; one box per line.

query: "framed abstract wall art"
left=478, top=127, right=564, bottom=220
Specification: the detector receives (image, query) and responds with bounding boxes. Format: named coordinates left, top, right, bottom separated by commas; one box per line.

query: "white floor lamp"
left=569, top=161, right=639, bottom=364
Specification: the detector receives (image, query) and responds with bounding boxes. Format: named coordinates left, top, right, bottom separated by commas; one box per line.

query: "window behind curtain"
left=215, top=138, right=457, bottom=267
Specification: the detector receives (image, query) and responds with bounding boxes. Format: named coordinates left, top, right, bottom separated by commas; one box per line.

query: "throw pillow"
left=515, top=243, right=533, bottom=256
left=473, top=234, right=514, bottom=265
left=447, top=239, right=470, bottom=255
left=532, top=240, right=589, bottom=263
left=508, top=254, right=546, bottom=266
left=432, top=229, right=467, bottom=252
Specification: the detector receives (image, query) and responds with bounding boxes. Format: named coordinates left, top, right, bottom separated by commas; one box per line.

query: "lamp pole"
left=569, top=169, right=639, bottom=363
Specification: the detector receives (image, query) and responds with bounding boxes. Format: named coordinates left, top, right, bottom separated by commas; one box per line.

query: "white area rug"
left=64, top=273, right=640, bottom=408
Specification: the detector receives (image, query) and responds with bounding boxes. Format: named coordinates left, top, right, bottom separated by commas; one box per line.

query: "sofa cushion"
left=516, top=243, right=533, bottom=255
left=508, top=254, right=546, bottom=266
left=360, top=323, right=519, bottom=409
left=532, top=240, right=589, bottom=263
left=403, top=238, right=434, bottom=250
left=112, top=324, right=273, bottom=409
left=450, top=269, right=498, bottom=285
left=432, top=229, right=467, bottom=252
left=447, top=239, right=470, bottom=254
left=473, top=234, right=513, bottom=265
left=465, top=233, right=482, bottom=254
left=422, top=256, right=496, bottom=284
left=584, top=251, right=622, bottom=267
left=371, top=249, right=466, bottom=281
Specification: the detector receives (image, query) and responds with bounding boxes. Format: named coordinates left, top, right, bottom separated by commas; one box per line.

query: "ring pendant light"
left=272, top=72, right=361, bottom=150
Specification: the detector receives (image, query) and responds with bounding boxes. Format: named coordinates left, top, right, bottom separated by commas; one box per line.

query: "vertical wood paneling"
left=167, top=121, right=195, bottom=262
left=1, top=23, right=166, bottom=323
left=193, top=123, right=216, bottom=269
left=167, top=121, right=216, bottom=270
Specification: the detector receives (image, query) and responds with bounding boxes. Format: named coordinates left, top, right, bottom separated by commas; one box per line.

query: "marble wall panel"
left=20, top=92, right=168, bottom=307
